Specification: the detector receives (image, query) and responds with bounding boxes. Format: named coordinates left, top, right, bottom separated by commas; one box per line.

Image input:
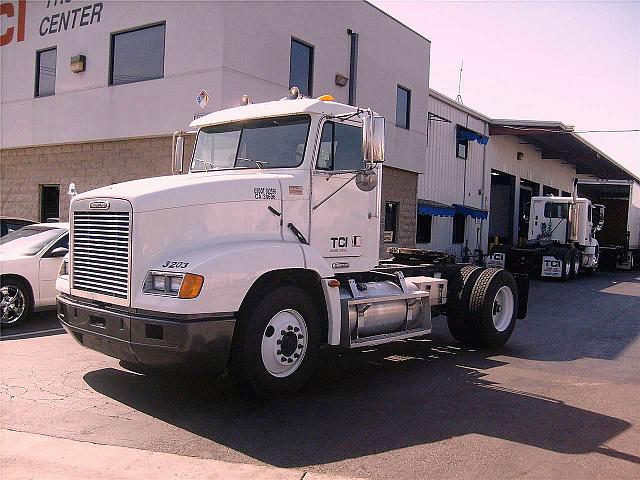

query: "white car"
left=0, top=222, right=69, bottom=327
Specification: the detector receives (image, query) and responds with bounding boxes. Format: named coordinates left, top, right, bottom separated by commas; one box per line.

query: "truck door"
left=309, top=119, right=379, bottom=271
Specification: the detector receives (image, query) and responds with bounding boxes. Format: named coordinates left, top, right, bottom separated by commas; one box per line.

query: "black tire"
left=0, top=278, right=33, bottom=329
left=467, top=268, right=519, bottom=348
left=229, top=285, right=321, bottom=398
left=559, top=249, right=571, bottom=281
left=569, top=249, right=580, bottom=279
left=445, top=266, right=483, bottom=344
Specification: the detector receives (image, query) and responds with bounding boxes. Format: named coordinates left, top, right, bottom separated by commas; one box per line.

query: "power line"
left=496, top=125, right=639, bottom=134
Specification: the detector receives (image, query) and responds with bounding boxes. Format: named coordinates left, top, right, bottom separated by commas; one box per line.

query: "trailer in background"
left=577, top=179, right=640, bottom=270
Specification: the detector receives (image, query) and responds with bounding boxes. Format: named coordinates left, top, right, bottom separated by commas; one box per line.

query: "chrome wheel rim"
left=565, top=259, right=571, bottom=277
left=574, top=256, right=580, bottom=275
left=261, top=309, right=307, bottom=378
left=492, top=286, right=514, bottom=332
left=1, top=286, right=26, bottom=324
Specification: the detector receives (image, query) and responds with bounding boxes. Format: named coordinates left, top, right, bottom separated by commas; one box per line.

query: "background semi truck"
left=486, top=190, right=604, bottom=280
left=578, top=179, right=640, bottom=270
left=56, top=91, right=528, bottom=397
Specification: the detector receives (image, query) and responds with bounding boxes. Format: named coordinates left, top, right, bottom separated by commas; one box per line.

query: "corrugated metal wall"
left=419, top=95, right=488, bottom=257
left=421, top=92, right=579, bottom=257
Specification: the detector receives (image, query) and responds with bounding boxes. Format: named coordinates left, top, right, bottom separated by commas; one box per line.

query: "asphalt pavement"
left=1, top=271, right=639, bottom=479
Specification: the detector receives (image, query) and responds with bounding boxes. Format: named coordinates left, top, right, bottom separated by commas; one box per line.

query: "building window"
left=384, top=202, right=398, bottom=243
left=110, top=23, right=166, bottom=86
left=543, top=185, right=559, bottom=196
left=289, top=38, right=313, bottom=97
left=40, top=185, right=60, bottom=222
left=416, top=213, right=432, bottom=243
left=316, top=122, right=364, bottom=171
left=35, top=47, right=57, bottom=97
left=452, top=213, right=465, bottom=244
left=456, top=134, right=468, bottom=159
left=396, top=85, right=411, bottom=129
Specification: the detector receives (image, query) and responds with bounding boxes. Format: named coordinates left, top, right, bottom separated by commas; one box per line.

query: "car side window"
left=316, top=121, right=364, bottom=171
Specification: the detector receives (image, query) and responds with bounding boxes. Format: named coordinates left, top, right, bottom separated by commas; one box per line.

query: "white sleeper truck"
left=57, top=91, right=528, bottom=397
left=487, top=190, right=604, bottom=280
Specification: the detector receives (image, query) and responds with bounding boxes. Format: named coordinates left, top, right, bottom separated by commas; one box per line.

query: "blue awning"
left=418, top=200, right=455, bottom=217
left=453, top=203, right=488, bottom=220
left=457, top=128, right=489, bottom=145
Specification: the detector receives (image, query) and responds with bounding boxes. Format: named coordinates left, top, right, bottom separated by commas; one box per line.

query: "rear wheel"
left=445, top=266, right=483, bottom=344
left=0, top=278, right=33, bottom=328
left=229, top=285, right=321, bottom=398
left=468, top=269, right=519, bottom=348
left=560, top=250, right=571, bottom=281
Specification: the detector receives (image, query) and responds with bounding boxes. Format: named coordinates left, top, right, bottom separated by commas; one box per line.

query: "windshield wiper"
left=237, top=157, right=268, bottom=169
left=193, top=157, right=217, bottom=172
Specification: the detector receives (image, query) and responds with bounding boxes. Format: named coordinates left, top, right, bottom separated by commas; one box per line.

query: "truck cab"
left=56, top=92, right=527, bottom=397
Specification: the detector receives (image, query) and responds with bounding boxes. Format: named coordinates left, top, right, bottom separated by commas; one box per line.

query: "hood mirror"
left=355, top=169, right=378, bottom=192
left=362, top=113, right=385, bottom=164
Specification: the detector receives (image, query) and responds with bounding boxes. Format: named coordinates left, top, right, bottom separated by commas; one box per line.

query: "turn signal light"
left=178, top=274, right=204, bottom=299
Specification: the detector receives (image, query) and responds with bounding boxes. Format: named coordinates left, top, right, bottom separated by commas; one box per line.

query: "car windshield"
left=191, top=115, right=310, bottom=172
left=0, top=226, right=66, bottom=256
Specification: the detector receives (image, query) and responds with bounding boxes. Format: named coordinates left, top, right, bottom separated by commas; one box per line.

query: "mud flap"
left=512, top=272, right=529, bottom=319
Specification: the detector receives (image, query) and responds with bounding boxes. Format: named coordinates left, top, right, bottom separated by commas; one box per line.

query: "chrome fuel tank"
left=339, top=278, right=431, bottom=347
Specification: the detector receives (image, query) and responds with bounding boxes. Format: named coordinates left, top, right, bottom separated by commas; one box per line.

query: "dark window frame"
left=315, top=120, right=364, bottom=172
left=452, top=213, right=466, bottom=244
left=396, top=85, right=411, bottom=130
left=416, top=211, right=432, bottom=244
left=289, top=37, right=314, bottom=97
left=109, top=22, right=166, bottom=87
left=384, top=201, right=399, bottom=243
left=456, top=126, right=469, bottom=159
left=40, top=184, right=60, bottom=223
left=34, top=46, right=57, bottom=98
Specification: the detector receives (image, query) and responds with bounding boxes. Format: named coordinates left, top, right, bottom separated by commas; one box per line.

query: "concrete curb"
left=0, top=429, right=364, bottom=480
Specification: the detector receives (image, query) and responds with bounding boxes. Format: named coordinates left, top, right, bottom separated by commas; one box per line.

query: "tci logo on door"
left=0, top=0, right=26, bottom=47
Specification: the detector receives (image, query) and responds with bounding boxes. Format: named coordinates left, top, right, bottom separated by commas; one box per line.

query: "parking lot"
left=1, top=271, right=639, bottom=479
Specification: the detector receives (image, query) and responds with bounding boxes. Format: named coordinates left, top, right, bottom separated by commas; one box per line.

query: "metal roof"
left=489, top=120, right=639, bottom=182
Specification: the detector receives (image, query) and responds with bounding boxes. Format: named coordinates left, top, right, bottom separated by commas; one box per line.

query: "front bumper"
left=57, top=294, right=235, bottom=375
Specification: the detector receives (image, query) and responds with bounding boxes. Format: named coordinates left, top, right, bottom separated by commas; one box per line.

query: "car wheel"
left=0, top=279, right=33, bottom=328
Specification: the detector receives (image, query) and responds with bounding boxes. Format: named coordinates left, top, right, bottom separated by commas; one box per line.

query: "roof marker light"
left=317, top=94, right=335, bottom=101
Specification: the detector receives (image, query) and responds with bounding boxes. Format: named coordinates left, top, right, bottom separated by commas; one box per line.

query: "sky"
left=372, top=0, right=640, bottom=177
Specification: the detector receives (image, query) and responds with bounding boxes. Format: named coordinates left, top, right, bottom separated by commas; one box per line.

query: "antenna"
left=456, top=60, right=464, bottom=104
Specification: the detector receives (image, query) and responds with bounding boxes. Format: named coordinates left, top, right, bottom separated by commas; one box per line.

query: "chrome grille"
left=72, top=211, right=130, bottom=299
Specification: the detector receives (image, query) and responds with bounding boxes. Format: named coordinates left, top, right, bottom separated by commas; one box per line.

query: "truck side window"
left=544, top=202, right=568, bottom=219
left=316, top=122, right=364, bottom=171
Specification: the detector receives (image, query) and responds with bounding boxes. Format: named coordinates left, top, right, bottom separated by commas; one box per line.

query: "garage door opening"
left=489, top=170, right=515, bottom=246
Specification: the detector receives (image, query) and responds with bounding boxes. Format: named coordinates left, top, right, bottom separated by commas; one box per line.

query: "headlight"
left=59, top=259, right=69, bottom=276
left=143, top=271, right=204, bottom=299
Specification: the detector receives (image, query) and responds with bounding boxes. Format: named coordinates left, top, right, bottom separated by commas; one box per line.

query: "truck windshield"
left=191, top=115, right=311, bottom=172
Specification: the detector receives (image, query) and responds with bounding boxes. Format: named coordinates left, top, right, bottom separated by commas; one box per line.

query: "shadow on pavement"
left=84, top=333, right=637, bottom=469
left=503, top=272, right=640, bottom=362
left=0, top=311, right=64, bottom=341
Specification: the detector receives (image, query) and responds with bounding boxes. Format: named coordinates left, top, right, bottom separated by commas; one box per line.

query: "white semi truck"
left=56, top=91, right=528, bottom=397
left=487, top=190, right=604, bottom=280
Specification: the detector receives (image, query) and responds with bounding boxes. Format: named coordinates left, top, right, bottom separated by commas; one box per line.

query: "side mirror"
left=50, top=246, right=69, bottom=258
left=173, top=134, right=185, bottom=174
left=362, top=113, right=385, bottom=164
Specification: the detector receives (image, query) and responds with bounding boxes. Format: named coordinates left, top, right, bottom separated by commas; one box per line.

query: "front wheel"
left=0, top=279, right=33, bottom=328
left=229, top=285, right=321, bottom=398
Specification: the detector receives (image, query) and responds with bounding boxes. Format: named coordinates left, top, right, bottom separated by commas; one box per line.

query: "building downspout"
left=347, top=29, right=358, bottom=106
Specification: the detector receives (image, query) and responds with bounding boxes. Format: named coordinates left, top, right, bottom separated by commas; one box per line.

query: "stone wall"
left=0, top=136, right=194, bottom=222
left=380, top=165, right=418, bottom=258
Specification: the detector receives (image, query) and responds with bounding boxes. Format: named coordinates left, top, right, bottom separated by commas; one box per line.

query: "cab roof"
left=190, top=98, right=361, bottom=129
